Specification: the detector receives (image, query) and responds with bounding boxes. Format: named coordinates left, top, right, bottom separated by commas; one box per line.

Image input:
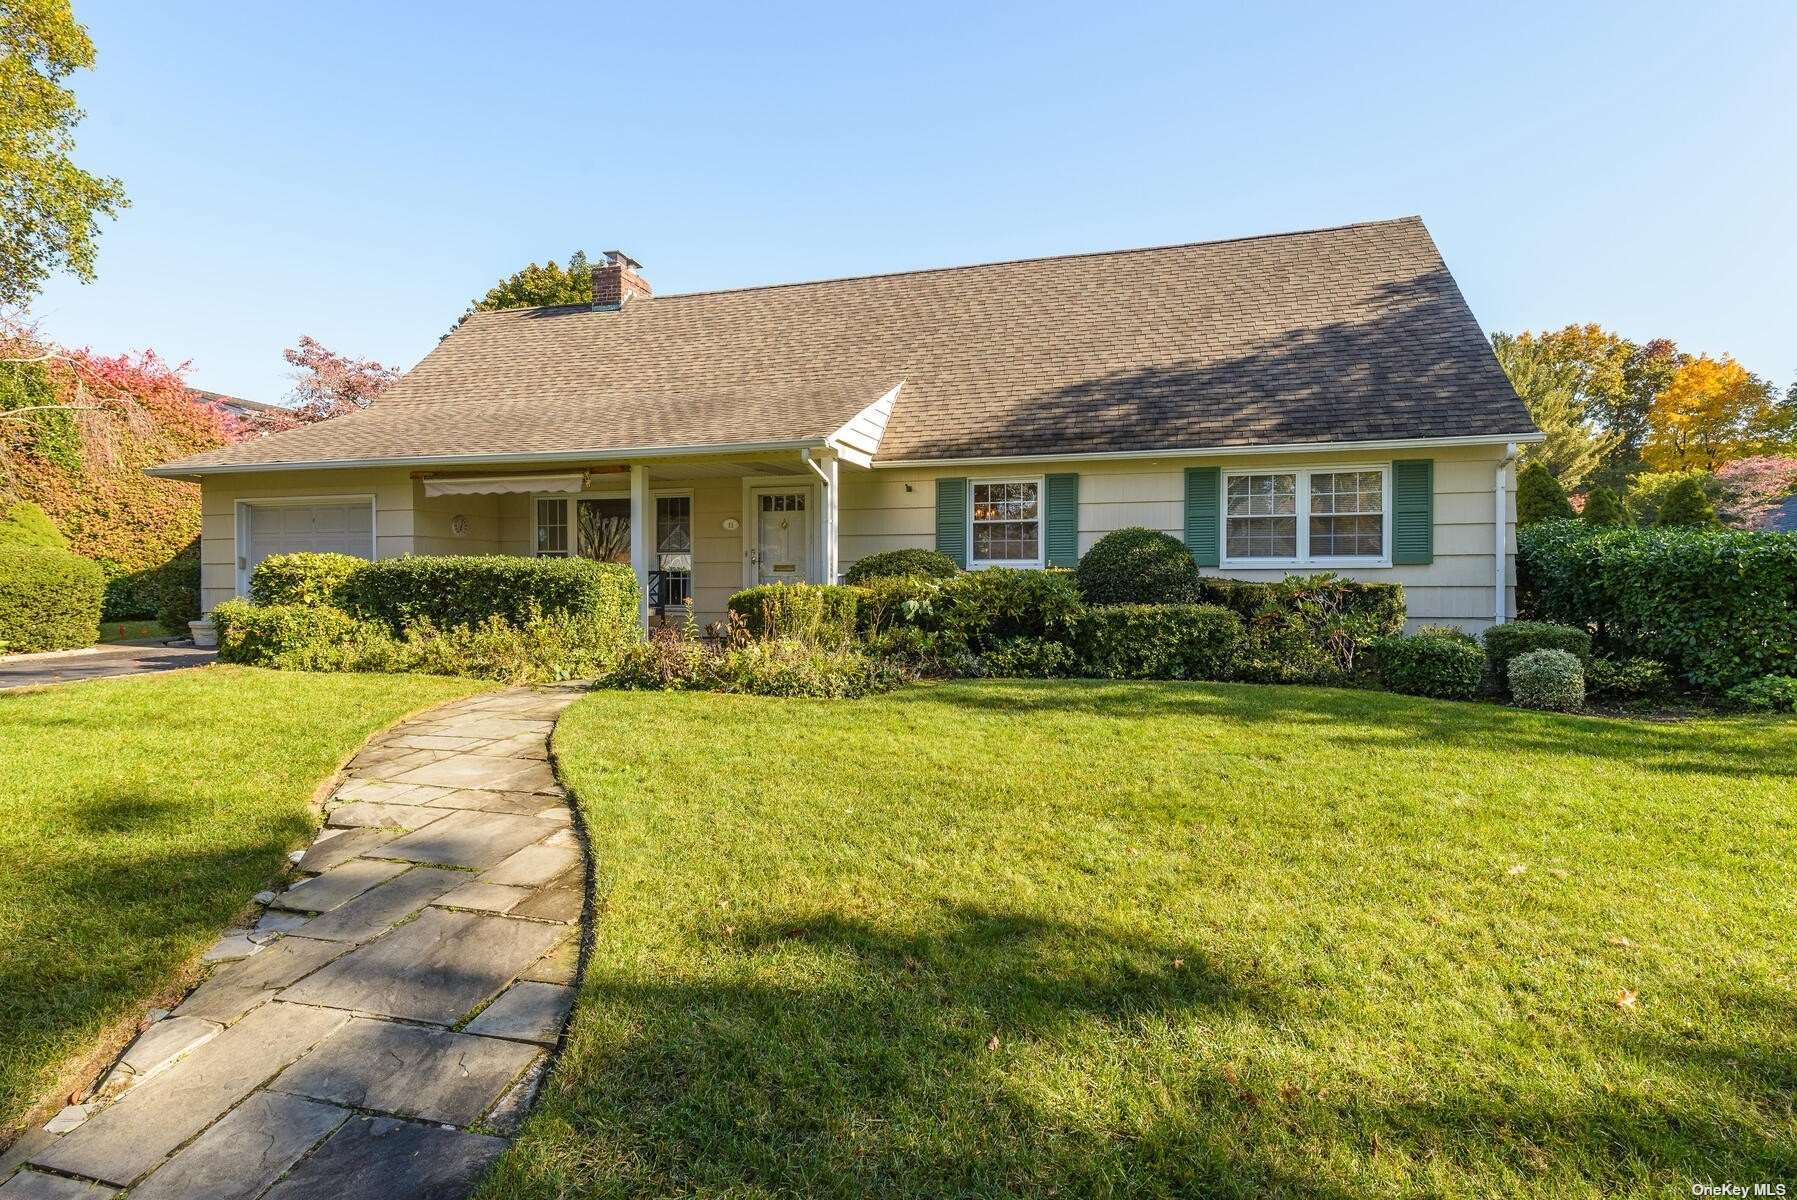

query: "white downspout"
left=1493, top=442, right=1517, bottom=625
left=801, top=448, right=839, bottom=584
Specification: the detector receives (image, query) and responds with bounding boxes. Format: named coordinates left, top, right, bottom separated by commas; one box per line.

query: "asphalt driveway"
left=0, top=644, right=217, bottom=690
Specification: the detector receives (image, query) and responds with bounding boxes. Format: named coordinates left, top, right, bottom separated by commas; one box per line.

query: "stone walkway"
left=2, top=687, right=586, bottom=1200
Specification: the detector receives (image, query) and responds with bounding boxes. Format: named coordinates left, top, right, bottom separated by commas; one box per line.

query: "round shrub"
left=0, top=546, right=105, bottom=653
left=154, top=550, right=202, bottom=633
left=1074, top=527, right=1199, bottom=606
left=843, top=548, right=958, bottom=584
left=1654, top=476, right=1719, bottom=528
left=930, top=568, right=1083, bottom=653
left=1581, top=486, right=1628, bottom=528
left=1508, top=648, right=1585, bottom=711
left=250, top=551, right=367, bottom=608
left=1482, top=620, right=1590, bottom=687
left=1372, top=630, right=1485, bottom=699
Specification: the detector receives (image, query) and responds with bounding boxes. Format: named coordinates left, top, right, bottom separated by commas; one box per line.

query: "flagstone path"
left=2, top=687, right=587, bottom=1200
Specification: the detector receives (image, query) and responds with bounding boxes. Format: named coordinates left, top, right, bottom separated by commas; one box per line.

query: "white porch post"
left=822, top=452, right=839, bottom=584
left=630, top=463, right=651, bottom=629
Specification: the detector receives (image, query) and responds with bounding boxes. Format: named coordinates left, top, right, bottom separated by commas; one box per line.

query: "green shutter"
left=1044, top=473, right=1079, bottom=567
left=1392, top=459, right=1434, bottom=565
left=1184, top=467, right=1220, bottom=568
left=935, top=477, right=968, bottom=568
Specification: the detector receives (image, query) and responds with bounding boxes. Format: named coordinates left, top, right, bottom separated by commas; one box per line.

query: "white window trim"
left=1220, top=465, right=1393, bottom=569
left=530, top=487, right=693, bottom=562
left=234, top=494, right=378, bottom=597
left=968, top=475, right=1046, bottom=569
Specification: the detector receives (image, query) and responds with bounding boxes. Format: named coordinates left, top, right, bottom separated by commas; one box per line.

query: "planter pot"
left=189, top=617, right=218, bottom=649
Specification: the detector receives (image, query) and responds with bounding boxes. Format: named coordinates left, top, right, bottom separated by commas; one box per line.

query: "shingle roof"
left=156, top=217, right=1534, bottom=473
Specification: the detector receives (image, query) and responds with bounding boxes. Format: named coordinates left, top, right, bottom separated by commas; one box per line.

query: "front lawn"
left=0, top=666, right=489, bottom=1140
left=493, top=680, right=1797, bottom=1198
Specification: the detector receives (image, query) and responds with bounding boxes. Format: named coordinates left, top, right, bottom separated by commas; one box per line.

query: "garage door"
left=243, top=501, right=375, bottom=581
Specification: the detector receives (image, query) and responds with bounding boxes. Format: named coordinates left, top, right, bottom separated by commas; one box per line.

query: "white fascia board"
left=870, top=431, right=1546, bottom=469
left=146, top=438, right=831, bottom=479
left=824, top=381, right=903, bottom=469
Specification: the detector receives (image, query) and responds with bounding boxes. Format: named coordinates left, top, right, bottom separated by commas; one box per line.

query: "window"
left=655, top=495, right=692, bottom=606
left=970, top=479, right=1041, bottom=566
left=535, top=498, right=568, bottom=557
left=1223, top=467, right=1388, bottom=565
left=577, top=498, right=630, bottom=563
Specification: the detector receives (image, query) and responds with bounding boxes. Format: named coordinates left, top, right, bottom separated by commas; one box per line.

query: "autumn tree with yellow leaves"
left=1641, top=355, right=1788, bottom=471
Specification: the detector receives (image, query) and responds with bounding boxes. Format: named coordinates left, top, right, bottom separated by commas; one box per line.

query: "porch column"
left=821, top=453, right=840, bottom=584
left=630, top=463, right=650, bottom=629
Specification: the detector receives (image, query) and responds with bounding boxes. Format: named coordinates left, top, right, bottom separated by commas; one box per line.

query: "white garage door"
left=242, top=501, right=375, bottom=584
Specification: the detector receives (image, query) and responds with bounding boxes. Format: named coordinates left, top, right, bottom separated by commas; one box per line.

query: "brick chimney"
left=592, top=251, right=651, bottom=310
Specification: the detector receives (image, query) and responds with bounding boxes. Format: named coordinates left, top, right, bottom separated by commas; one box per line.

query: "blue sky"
left=25, top=1, right=1797, bottom=403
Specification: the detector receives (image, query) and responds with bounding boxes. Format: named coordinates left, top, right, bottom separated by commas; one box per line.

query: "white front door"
left=751, top=487, right=812, bottom=585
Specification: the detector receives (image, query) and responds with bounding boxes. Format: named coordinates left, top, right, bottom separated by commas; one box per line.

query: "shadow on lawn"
left=892, top=680, right=1797, bottom=783
left=490, top=899, right=1797, bottom=1199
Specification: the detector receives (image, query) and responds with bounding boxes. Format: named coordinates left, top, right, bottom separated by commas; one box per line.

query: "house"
left=189, top=389, right=293, bottom=437
left=149, top=218, right=1541, bottom=632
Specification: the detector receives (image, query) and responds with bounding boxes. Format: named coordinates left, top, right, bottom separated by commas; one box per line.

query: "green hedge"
left=340, top=555, right=640, bottom=634
left=154, top=550, right=202, bottom=633
left=930, top=568, right=1083, bottom=653
left=1481, top=620, right=1591, bottom=687
left=1372, top=630, right=1485, bottom=699
left=0, top=500, right=67, bottom=550
left=728, top=583, right=861, bottom=645
left=0, top=546, right=107, bottom=653
left=1074, top=527, right=1200, bottom=605
left=1518, top=520, right=1797, bottom=689
left=250, top=552, right=366, bottom=608
left=1072, top=603, right=1241, bottom=680
left=842, top=548, right=959, bottom=584
left=214, top=600, right=363, bottom=666
left=1196, top=574, right=1407, bottom=634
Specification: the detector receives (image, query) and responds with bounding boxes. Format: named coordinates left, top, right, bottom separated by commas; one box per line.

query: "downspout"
left=1493, top=442, right=1517, bottom=625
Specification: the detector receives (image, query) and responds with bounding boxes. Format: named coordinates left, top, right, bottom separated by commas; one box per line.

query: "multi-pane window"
left=1225, top=474, right=1298, bottom=559
left=535, top=498, right=568, bottom=557
left=971, top=480, right=1041, bottom=565
left=1224, top=468, right=1387, bottom=563
left=656, top=495, right=692, bottom=606
left=1308, top=471, right=1385, bottom=557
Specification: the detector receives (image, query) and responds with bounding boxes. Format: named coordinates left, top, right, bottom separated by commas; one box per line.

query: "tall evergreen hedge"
left=0, top=546, right=105, bottom=652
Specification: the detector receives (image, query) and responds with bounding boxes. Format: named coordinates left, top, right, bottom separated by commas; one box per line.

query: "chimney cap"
left=603, top=250, right=642, bottom=270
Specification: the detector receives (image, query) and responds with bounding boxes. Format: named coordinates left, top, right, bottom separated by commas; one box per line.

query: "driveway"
left=0, top=644, right=217, bottom=690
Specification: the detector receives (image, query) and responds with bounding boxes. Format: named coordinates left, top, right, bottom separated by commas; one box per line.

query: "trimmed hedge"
left=340, top=555, right=640, bottom=634
left=0, top=546, right=109, bottom=652
left=1372, top=630, right=1485, bottom=699
left=1074, top=527, right=1199, bottom=606
left=0, top=500, right=67, bottom=550
left=250, top=552, right=366, bottom=608
left=1196, top=575, right=1406, bottom=635
left=214, top=599, right=362, bottom=666
left=1073, top=603, right=1242, bottom=680
left=843, top=548, right=959, bottom=584
left=728, top=583, right=861, bottom=645
left=1518, top=521, right=1797, bottom=689
left=1508, top=648, right=1585, bottom=711
left=930, top=568, right=1083, bottom=653
left=1482, top=620, right=1591, bottom=687
left=854, top=576, right=943, bottom=636
left=154, top=550, right=202, bottom=633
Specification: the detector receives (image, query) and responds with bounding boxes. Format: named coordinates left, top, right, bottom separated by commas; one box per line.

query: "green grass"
left=0, top=666, right=489, bottom=1139
left=489, top=680, right=1797, bottom=1199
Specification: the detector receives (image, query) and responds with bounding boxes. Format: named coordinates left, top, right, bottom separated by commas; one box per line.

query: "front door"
left=751, top=488, right=811, bottom=585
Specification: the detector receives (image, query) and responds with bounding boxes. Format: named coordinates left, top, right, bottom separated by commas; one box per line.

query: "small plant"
left=1370, top=629, right=1485, bottom=699
left=854, top=576, right=942, bottom=636
left=842, top=548, right=959, bottom=584
left=0, top=545, right=105, bottom=652
left=1507, top=648, right=1585, bottom=711
left=1073, top=527, right=1199, bottom=606
left=1584, top=656, right=1670, bottom=703
left=1482, top=620, right=1590, bottom=688
left=1724, top=674, right=1797, bottom=713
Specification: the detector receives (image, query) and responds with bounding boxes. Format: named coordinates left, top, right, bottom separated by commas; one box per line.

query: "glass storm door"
left=752, top=489, right=810, bottom=585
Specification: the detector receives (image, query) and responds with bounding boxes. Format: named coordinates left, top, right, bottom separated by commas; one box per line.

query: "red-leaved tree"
left=1715, top=456, right=1797, bottom=530
left=279, top=336, right=400, bottom=425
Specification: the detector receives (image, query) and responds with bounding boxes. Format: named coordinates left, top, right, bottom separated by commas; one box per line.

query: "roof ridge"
left=463, top=216, right=1426, bottom=317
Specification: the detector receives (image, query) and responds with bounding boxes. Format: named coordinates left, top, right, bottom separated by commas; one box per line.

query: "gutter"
left=869, top=431, right=1547, bottom=469
left=146, top=438, right=834, bottom=479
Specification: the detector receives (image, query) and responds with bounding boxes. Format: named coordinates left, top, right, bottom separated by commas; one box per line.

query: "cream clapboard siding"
left=840, top=444, right=1516, bottom=632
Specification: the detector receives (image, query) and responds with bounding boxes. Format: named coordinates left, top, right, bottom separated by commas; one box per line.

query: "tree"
left=1506, top=326, right=1687, bottom=474
left=1580, top=485, right=1628, bottom=527
left=1714, top=456, right=1797, bottom=530
left=1642, top=355, right=1781, bottom=471
left=0, top=0, right=128, bottom=305
left=1491, top=332, right=1617, bottom=490
left=280, top=336, right=399, bottom=423
left=1516, top=459, right=1575, bottom=526
left=1654, top=475, right=1719, bottom=527
left=469, top=250, right=593, bottom=314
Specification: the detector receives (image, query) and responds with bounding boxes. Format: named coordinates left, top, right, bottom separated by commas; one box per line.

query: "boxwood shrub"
left=854, top=576, right=943, bottom=636
left=154, top=549, right=202, bottom=633
left=1508, top=648, right=1585, bottom=711
left=1372, top=629, right=1485, bottom=699
left=214, top=599, right=363, bottom=666
left=929, top=568, right=1083, bottom=653
left=0, top=500, right=67, bottom=550
left=1072, top=603, right=1241, bottom=680
left=0, top=546, right=105, bottom=653
left=1482, top=620, right=1591, bottom=687
left=340, top=555, right=639, bottom=634
left=250, top=551, right=367, bottom=608
left=1196, top=574, right=1406, bottom=635
left=1074, top=527, right=1199, bottom=605
left=728, top=582, right=861, bottom=645
left=842, top=548, right=959, bottom=584
left=1519, top=520, right=1797, bottom=689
